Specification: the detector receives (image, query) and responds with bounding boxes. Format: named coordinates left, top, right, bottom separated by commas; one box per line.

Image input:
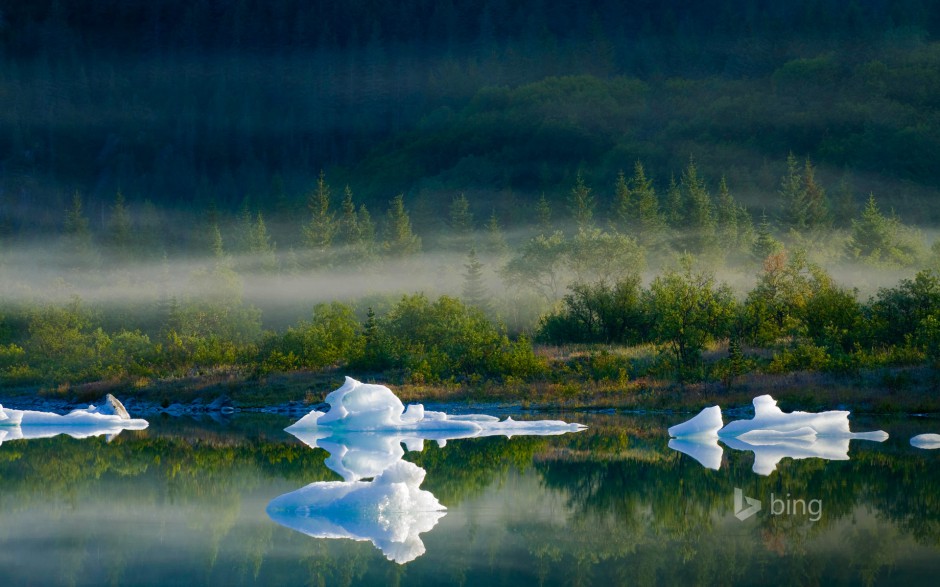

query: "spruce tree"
left=448, top=193, right=474, bottom=237
left=108, top=191, right=133, bottom=257
left=833, top=175, right=857, bottom=229
left=752, top=211, right=782, bottom=262
left=249, top=212, right=278, bottom=272
left=632, top=161, right=666, bottom=248
left=612, top=169, right=633, bottom=233
left=715, top=176, right=739, bottom=248
left=358, top=204, right=376, bottom=256
left=461, top=247, right=491, bottom=312
left=779, top=152, right=806, bottom=230
left=666, top=175, right=684, bottom=228
left=64, top=191, right=94, bottom=264
left=337, top=185, right=361, bottom=248
left=383, top=194, right=421, bottom=256
left=303, top=170, right=336, bottom=254
left=681, top=158, right=717, bottom=254
left=802, top=158, right=830, bottom=231
left=483, top=210, right=509, bottom=257
left=568, top=171, right=594, bottom=232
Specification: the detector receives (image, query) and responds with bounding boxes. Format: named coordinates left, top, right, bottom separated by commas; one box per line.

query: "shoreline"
left=1, top=364, right=938, bottom=417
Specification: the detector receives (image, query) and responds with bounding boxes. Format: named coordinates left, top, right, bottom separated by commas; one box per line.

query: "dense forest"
left=1, top=1, right=940, bottom=398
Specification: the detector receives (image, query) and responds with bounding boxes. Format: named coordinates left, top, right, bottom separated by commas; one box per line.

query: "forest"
left=1, top=1, right=940, bottom=404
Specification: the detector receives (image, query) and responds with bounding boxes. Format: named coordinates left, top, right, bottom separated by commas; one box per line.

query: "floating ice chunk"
left=717, top=395, right=886, bottom=439
left=911, top=433, right=940, bottom=449
left=266, top=460, right=446, bottom=564
left=286, top=377, right=586, bottom=434
left=668, top=437, right=723, bottom=470
left=1, top=397, right=148, bottom=434
left=668, top=406, right=723, bottom=438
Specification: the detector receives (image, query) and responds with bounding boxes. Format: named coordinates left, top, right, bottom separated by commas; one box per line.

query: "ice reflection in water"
left=267, top=422, right=588, bottom=563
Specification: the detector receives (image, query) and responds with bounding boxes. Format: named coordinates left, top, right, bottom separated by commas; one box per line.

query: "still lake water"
left=1, top=409, right=939, bottom=586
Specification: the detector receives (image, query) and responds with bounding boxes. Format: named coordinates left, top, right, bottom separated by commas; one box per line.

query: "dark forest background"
left=2, top=0, right=940, bottom=242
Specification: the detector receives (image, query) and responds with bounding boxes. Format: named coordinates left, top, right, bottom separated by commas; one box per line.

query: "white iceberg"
left=717, top=395, right=887, bottom=440
left=910, top=433, right=940, bottom=449
left=0, top=395, right=148, bottom=436
left=720, top=435, right=865, bottom=476
left=668, top=437, right=723, bottom=470
left=286, top=377, right=586, bottom=435
left=266, top=460, right=446, bottom=564
left=668, top=406, right=723, bottom=438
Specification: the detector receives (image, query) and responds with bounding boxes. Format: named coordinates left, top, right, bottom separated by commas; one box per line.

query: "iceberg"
left=286, top=377, right=586, bottom=435
left=668, top=406, right=723, bottom=438
left=717, top=395, right=887, bottom=440
left=0, top=395, right=149, bottom=437
left=267, top=460, right=446, bottom=564
left=910, top=433, right=940, bottom=449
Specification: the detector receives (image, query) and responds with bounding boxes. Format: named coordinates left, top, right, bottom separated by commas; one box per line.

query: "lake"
left=0, top=409, right=938, bottom=586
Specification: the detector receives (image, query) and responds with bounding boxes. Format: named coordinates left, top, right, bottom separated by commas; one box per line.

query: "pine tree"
left=337, top=185, right=361, bottom=247
left=535, top=193, right=553, bottom=235
left=780, top=152, right=806, bottom=230
left=568, top=170, right=594, bottom=232
left=358, top=203, right=376, bottom=256
left=108, top=191, right=133, bottom=257
left=383, top=194, right=421, bottom=256
left=483, top=210, right=509, bottom=257
left=632, top=161, right=666, bottom=248
left=802, top=158, right=830, bottom=231
left=665, top=175, right=684, bottom=228
left=715, top=176, right=739, bottom=249
left=461, top=247, right=490, bottom=312
left=249, top=212, right=278, bottom=272
left=752, top=211, right=783, bottom=262
left=833, top=175, right=857, bottom=229
left=681, top=158, right=717, bottom=253
left=303, top=170, right=336, bottom=254
left=210, top=223, right=227, bottom=262
left=448, top=193, right=474, bottom=238
left=612, top=169, right=633, bottom=233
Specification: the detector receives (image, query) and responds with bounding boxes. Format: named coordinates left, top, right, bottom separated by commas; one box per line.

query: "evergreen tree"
left=681, top=158, right=717, bottom=254
left=715, top=176, right=739, bottom=248
left=382, top=194, right=421, bottom=256
left=779, top=152, right=806, bottom=230
left=358, top=203, right=376, bottom=256
left=483, top=210, right=509, bottom=257
left=337, top=185, right=361, bottom=248
left=210, top=223, right=226, bottom=262
left=665, top=175, right=684, bottom=228
left=632, top=161, right=666, bottom=248
left=535, top=193, right=553, bottom=235
left=752, top=211, right=783, bottom=262
left=249, top=212, right=278, bottom=272
left=461, top=247, right=491, bottom=312
left=64, top=191, right=94, bottom=264
left=303, top=170, right=336, bottom=255
left=448, top=193, right=474, bottom=238
left=802, top=157, right=830, bottom=231
left=568, top=171, right=594, bottom=231
left=612, top=169, right=633, bottom=234
left=108, top=191, right=133, bottom=257
left=847, top=194, right=924, bottom=266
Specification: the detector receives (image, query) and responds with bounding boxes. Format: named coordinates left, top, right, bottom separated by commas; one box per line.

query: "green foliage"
left=644, top=257, right=736, bottom=373
left=868, top=270, right=940, bottom=348
left=303, top=170, right=336, bottom=257
left=261, top=303, right=363, bottom=373
left=569, top=171, right=595, bottom=231
left=382, top=194, right=422, bottom=256
left=461, top=248, right=491, bottom=313
left=502, top=231, right=568, bottom=301
left=847, top=194, right=925, bottom=267
left=538, top=277, right=646, bottom=345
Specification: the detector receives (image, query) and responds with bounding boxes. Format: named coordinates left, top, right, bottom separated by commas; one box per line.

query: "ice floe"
left=0, top=395, right=148, bottom=442
left=272, top=378, right=587, bottom=563
left=910, top=433, right=940, bottom=449
left=667, top=394, right=888, bottom=475
left=286, top=376, right=586, bottom=435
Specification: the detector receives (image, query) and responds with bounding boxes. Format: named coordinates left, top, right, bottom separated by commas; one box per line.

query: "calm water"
left=1, top=409, right=939, bottom=586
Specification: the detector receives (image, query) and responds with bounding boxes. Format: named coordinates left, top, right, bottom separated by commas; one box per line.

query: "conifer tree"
left=752, top=211, right=783, bottom=262
left=249, top=212, right=278, bottom=272
left=303, top=170, right=336, bottom=254
left=779, top=152, right=805, bottom=230
left=716, top=176, right=739, bottom=248
left=462, top=247, right=490, bottom=312
left=666, top=175, right=684, bottom=228
left=358, top=204, right=376, bottom=256
left=833, top=175, right=857, bottom=229
left=632, top=161, right=666, bottom=248
left=802, top=158, right=830, bottom=231
left=64, top=191, right=94, bottom=264
left=449, top=193, right=473, bottom=236
left=568, top=171, right=594, bottom=232
left=108, top=191, right=133, bottom=257
left=337, top=185, right=361, bottom=247
left=383, top=194, right=421, bottom=256
left=483, top=210, right=509, bottom=257
left=612, top=169, right=633, bottom=233
left=681, top=158, right=717, bottom=253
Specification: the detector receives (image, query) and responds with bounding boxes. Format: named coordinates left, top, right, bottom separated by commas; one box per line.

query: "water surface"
left=1, top=411, right=938, bottom=586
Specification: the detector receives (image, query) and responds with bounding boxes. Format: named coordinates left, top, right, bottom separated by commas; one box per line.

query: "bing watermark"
left=734, top=488, right=822, bottom=522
